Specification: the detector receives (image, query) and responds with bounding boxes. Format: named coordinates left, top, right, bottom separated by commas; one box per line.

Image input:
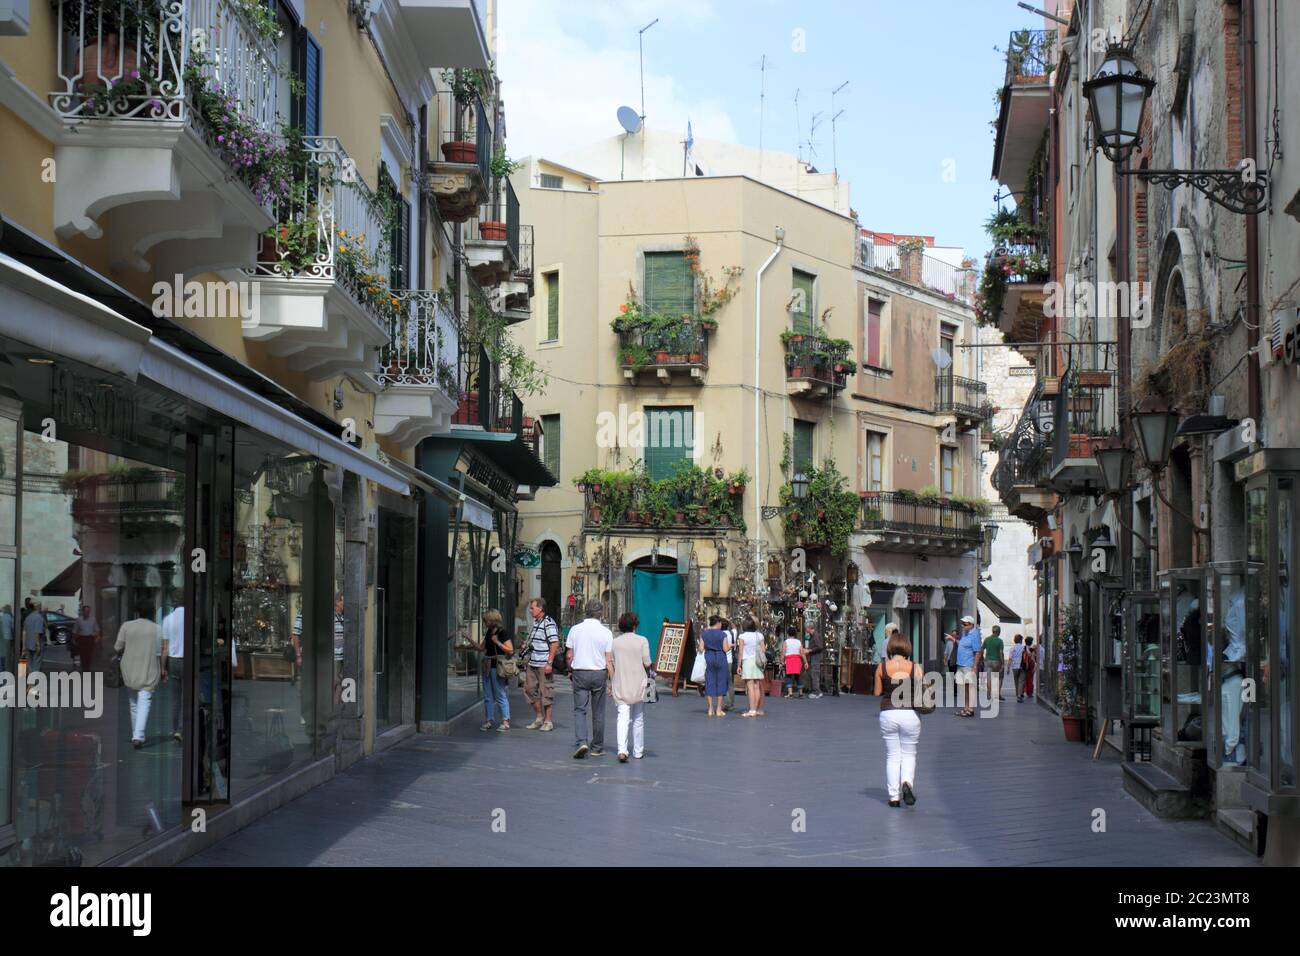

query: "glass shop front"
left=0, top=335, right=340, bottom=865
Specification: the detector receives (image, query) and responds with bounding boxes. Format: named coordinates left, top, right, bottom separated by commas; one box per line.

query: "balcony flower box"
left=441, top=141, right=477, bottom=163
left=479, top=220, right=506, bottom=241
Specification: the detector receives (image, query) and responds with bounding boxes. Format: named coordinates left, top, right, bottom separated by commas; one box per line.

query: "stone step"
left=1214, top=808, right=1258, bottom=854
left=1122, top=760, right=1211, bottom=819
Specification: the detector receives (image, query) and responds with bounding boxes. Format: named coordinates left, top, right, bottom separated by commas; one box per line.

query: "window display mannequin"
left=1220, top=585, right=1246, bottom=765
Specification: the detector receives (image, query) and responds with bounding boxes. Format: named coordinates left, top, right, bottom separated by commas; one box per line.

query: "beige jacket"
left=115, top=618, right=162, bottom=691
left=610, top=632, right=652, bottom=706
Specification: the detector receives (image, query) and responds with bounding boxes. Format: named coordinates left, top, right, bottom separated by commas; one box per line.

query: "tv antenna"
left=638, top=18, right=659, bottom=123
left=758, top=54, right=766, bottom=180
left=793, top=88, right=801, bottom=161
left=808, top=110, right=823, bottom=162
left=830, top=80, right=848, bottom=176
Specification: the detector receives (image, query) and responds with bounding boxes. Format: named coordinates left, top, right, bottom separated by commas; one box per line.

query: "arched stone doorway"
left=539, top=540, right=562, bottom=624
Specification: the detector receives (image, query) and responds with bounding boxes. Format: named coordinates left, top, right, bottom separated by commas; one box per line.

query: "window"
left=540, top=173, right=563, bottom=189
left=543, top=272, right=559, bottom=341
left=864, top=296, right=886, bottom=368
left=644, top=406, right=694, bottom=481
left=542, top=414, right=560, bottom=478
left=791, top=269, right=816, bottom=333
left=644, top=251, right=694, bottom=318
left=792, top=420, right=815, bottom=496
left=940, top=446, right=956, bottom=496
left=866, top=431, right=886, bottom=491
left=293, top=22, right=322, bottom=137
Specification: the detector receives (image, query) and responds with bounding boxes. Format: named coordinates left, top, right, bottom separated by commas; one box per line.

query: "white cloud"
left=496, top=0, right=737, bottom=160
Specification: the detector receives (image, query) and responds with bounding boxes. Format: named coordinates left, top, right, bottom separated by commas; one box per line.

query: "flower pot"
left=76, top=34, right=139, bottom=94
left=455, top=391, right=480, bottom=425
left=258, top=233, right=280, bottom=264
left=1062, top=715, right=1085, bottom=742
left=478, top=220, right=506, bottom=241
left=441, top=141, right=477, bottom=164
left=589, top=505, right=602, bottom=524
left=675, top=511, right=686, bottom=524
left=655, top=350, right=670, bottom=363
left=688, top=352, right=702, bottom=363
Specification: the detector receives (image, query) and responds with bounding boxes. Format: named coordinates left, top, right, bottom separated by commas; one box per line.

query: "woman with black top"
left=874, top=623, right=922, bottom=807
left=478, top=609, right=514, bottom=732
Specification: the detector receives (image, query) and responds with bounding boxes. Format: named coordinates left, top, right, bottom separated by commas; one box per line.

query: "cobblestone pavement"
left=188, top=680, right=1258, bottom=867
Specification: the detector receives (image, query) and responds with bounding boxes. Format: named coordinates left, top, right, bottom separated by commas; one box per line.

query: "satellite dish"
left=617, top=106, right=642, bottom=134
left=931, top=348, right=953, bottom=370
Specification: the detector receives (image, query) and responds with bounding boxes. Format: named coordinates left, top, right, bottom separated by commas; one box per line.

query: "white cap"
left=961, top=615, right=975, bottom=625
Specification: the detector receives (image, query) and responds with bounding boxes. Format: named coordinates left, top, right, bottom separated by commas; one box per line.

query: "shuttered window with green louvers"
left=791, top=269, right=816, bottom=333
left=644, top=407, right=694, bottom=481
left=792, top=419, right=814, bottom=496
left=542, top=414, right=560, bottom=479
left=644, top=252, right=695, bottom=318
left=545, top=272, right=559, bottom=340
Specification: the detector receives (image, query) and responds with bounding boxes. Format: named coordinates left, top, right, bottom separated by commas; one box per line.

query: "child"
left=782, top=624, right=807, bottom=698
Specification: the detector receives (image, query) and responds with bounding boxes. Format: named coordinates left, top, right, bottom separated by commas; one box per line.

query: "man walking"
left=955, top=615, right=982, bottom=717
left=161, top=599, right=185, bottom=741
left=524, top=598, right=559, bottom=731
left=72, top=604, right=101, bottom=674
left=21, top=601, right=45, bottom=674
left=982, top=624, right=1006, bottom=700
left=1009, top=634, right=1027, bottom=701
left=806, top=623, right=826, bottom=699
left=567, top=599, right=613, bottom=758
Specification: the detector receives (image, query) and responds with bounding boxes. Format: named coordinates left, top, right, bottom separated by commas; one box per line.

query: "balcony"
left=48, top=0, right=279, bottom=272
left=934, top=373, right=991, bottom=430
left=579, top=466, right=746, bottom=534
left=464, top=179, right=519, bottom=287
left=499, top=222, right=533, bottom=319
left=991, top=28, right=1057, bottom=190
left=982, top=237, right=1051, bottom=343
left=618, top=318, right=710, bottom=384
left=858, top=491, right=984, bottom=555
left=1047, top=343, right=1118, bottom=494
left=991, top=384, right=1057, bottom=521
left=783, top=332, right=854, bottom=399
left=238, top=136, right=400, bottom=381
left=372, top=291, right=461, bottom=446
left=66, top=469, right=183, bottom=533
left=393, top=0, right=490, bottom=71
left=427, top=87, right=491, bottom=223
left=855, top=234, right=976, bottom=304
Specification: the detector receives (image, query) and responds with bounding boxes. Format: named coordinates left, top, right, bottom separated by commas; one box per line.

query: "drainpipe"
left=1242, top=0, right=1261, bottom=425
left=755, top=227, right=785, bottom=578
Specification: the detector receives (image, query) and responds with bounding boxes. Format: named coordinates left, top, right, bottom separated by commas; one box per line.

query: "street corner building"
left=983, top=0, right=1300, bottom=864
left=0, top=0, right=553, bottom=865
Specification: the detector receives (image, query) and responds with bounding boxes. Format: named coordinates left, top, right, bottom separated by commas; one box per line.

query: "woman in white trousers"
left=609, top=611, right=653, bottom=762
left=874, top=623, right=922, bottom=807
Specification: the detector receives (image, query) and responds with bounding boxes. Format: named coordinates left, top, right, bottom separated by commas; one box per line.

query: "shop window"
left=1246, top=486, right=1269, bottom=778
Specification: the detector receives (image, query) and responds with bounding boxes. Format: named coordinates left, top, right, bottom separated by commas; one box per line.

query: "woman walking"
left=1023, top=636, right=1038, bottom=699
left=610, top=612, right=653, bottom=761
left=699, top=614, right=732, bottom=717
left=874, top=623, right=922, bottom=808
left=736, top=617, right=766, bottom=717
left=478, top=609, right=513, bottom=732
left=782, top=624, right=807, bottom=698
left=115, top=598, right=162, bottom=749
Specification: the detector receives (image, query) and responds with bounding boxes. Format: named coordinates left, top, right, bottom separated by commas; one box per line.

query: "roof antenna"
left=638, top=18, right=659, bottom=124
left=831, top=80, right=848, bottom=177
left=758, top=54, right=767, bottom=181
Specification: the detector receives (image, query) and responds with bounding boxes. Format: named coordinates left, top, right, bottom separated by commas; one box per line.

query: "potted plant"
left=440, top=68, right=485, bottom=162
left=1058, top=602, right=1087, bottom=741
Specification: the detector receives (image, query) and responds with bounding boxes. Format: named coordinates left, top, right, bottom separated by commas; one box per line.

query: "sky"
left=497, top=0, right=1044, bottom=261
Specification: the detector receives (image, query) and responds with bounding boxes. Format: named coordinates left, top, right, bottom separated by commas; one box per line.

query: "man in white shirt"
left=161, top=602, right=185, bottom=742
left=566, top=599, right=614, bottom=759
left=72, top=604, right=101, bottom=674
left=22, top=602, right=45, bottom=673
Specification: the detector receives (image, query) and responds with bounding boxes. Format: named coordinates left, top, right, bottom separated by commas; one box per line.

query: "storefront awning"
left=978, top=584, right=1022, bottom=623
left=385, top=456, right=464, bottom=507
left=855, top=550, right=977, bottom=590
left=0, top=252, right=150, bottom=381
left=139, top=338, right=411, bottom=496
left=42, top=557, right=82, bottom=597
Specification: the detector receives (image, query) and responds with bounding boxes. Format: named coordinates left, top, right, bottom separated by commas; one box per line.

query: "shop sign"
left=907, top=590, right=927, bottom=605
left=50, top=367, right=136, bottom=445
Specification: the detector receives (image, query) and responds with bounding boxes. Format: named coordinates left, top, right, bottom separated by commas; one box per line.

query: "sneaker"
left=480, top=721, right=494, bottom=731
left=525, top=718, right=543, bottom=730
left=633, top=752, right=645, bottom=759
left=540, top=721, right=554, bottom=732
left=901, top=782, right=916, bottom=806
left=173, top=732, right=182, bottom=743
left=573, top=744, right=589, bottom=759
left=888, top=800, right=901, bottom=808
left=589, top=748, right=606, bottom=757
left=618, top=753, right=628, bottom=763
left=496, top=722, right=510, bottom=732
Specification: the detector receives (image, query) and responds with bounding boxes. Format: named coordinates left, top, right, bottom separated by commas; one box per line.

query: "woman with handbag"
left=610, top=612, right=653, bottom=761
left=874, top=623, right=923, bottom=808
left=478, top=609, right=513, bottom=732
left=737, top=617, right=767, bottom=717
left=782, top=624, right=807, bottom=698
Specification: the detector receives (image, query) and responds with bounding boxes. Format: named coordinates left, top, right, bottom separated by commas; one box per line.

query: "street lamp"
left=1093, top=437, right=1134, bottom=496
left=1132, top=397, right=1181, bottom=470
left=1066, top=536, right=1085, bottom=577
left=1082, top=44, right=1154, bottom=164
left=1083, top=42, right=1268, bottom=213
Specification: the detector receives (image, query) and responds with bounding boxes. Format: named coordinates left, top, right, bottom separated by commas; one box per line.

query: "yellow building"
left=0, top=0, right=549, bottom=866
left=512, top=164, right=991, bottom=680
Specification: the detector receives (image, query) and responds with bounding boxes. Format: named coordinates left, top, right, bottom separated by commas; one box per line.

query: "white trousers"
left=616, top=701, right=645, bottom=757
left=879, top=708, right=921, bottom=801
left=128, top=687, right=154, bottom=743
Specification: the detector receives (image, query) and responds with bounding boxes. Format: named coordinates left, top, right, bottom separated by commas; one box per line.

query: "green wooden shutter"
left=542, top=414, right=560, bottom=478
left=792, top=270, right=815, bottom=333
left=644, top=252, right=694, bottom=317
left=792, top=420, right=814, bottom=493
left=645, top=406, right=693, bottom=480
left=545, top=272, right=559, bottom=340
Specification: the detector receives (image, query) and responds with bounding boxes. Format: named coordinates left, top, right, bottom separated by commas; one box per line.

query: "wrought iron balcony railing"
left=433, top=87, right=491, bottom=186
left=465, top=179, right=521, bottom=269
left=1050, top=342, right=1118, bottom=469
left=51, top=0, right=278, bottom=135
left=991, top=383, right=1055, bottom=497
left=374, top=291, right=460, bottom=398
left=67, top=470, right=183, bottom=526
left=934, top=373, right=990, bottom=421
left=1003, top=28, right=1057, bottom=84
left=860, top=491, right=984, bottom=546
left=855, top=235, right=976, bottom=303
left=784, top=335, right=852, bottom=390
left=515, top=224, right=533, bottom=279
left=618, top=318, right=710, bottom=372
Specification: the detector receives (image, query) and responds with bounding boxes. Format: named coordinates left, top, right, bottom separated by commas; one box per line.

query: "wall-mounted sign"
left=50, top=367, right=136, bottom=445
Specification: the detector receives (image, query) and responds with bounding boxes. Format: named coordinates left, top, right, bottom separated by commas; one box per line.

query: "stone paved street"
left=189, top=682, right=1258, bottom=867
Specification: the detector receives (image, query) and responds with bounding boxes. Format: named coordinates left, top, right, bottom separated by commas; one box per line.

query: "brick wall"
left=1222, top=1, right=1242, bottom=166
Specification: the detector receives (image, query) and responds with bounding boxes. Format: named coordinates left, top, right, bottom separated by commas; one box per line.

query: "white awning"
left=0, top=252, right=150, bottom=380
left=856, top=551, right=976, bottom=590
left=139, top=337, right=410, bottom=496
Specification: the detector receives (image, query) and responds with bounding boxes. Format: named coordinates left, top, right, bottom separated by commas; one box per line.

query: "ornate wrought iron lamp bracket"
left=1124, top=167, right=1269, bottom=216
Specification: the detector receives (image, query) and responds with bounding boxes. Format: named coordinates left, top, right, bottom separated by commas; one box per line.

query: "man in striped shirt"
left=524, top=598, right=559, bottom=731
